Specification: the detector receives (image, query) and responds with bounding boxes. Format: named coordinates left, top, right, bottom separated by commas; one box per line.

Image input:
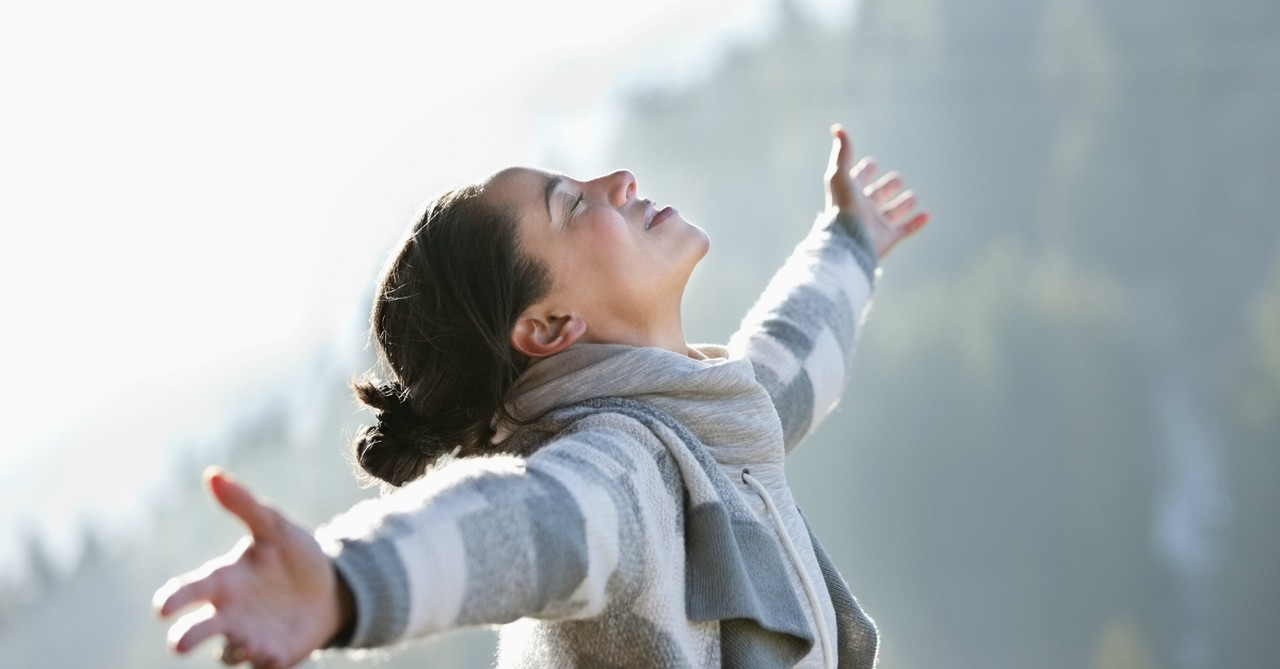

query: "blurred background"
left=1, top=0, right=1277, bottom=667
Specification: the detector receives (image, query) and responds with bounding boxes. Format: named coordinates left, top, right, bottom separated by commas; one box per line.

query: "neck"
left=640, top=300, right=691, bottom=356
left=581, top=310, right=689, bottom=356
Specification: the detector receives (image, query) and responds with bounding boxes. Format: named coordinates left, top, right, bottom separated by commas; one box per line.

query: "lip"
left=645, top=202, right=677, bottom=230
left=650, top=206, right=677, bottom=228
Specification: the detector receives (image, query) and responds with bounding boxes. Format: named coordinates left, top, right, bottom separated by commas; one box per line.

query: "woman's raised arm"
left=729, top=125, right=930, bottom=453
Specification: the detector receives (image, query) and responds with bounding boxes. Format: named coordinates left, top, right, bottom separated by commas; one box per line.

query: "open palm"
left=153, top=469, right=344, bottom=668
left=824, top=124, right=931, bottom=258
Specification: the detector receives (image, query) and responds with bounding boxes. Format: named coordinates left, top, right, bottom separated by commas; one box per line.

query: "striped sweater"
left=317, top=209, right=881, bottom=667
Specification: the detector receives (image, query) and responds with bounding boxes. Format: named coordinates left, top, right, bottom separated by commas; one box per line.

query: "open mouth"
left=647, top=205, right=676, bottom=230
left=643, top=199, right=677, bottom=230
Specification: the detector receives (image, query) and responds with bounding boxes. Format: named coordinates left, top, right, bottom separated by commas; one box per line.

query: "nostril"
left=609, top=170, right=636, bottom=206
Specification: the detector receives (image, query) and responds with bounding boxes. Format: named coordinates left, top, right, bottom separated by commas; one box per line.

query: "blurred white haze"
left=0, top=0, right=853, bottom=581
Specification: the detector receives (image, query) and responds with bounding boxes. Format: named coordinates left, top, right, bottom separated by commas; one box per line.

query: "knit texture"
left=317, top=208, right=880, bottom=667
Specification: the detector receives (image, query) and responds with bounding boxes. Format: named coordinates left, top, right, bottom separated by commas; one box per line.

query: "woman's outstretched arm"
left=153, top=468, right=351, bottom=669
left=311, top=421, right=682, bottom=649
left=729, top=125, right=930, bottom=453
left=155, top=420, right=685, bottom=666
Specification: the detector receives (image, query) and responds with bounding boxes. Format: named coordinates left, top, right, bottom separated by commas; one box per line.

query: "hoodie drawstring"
left=741, top=468, right=834, bottom=669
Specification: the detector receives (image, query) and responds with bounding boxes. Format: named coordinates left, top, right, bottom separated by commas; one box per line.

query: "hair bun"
left=351, top=376, right=446, bottom=487
left=366, top=380, right=416, bottom=428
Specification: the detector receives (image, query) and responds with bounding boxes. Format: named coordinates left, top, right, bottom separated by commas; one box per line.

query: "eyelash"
left=571, top=192, right=585, bottom=212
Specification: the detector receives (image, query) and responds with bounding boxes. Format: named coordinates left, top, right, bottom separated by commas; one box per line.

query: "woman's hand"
left=824, top=124, right=931, bottom=258
left=153, top=468, right=348, bottom=668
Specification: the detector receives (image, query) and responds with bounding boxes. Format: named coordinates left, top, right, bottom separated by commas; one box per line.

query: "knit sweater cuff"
left=826, top=208, right=880, bottom=283
left=321, top=534, right=414, bottom=649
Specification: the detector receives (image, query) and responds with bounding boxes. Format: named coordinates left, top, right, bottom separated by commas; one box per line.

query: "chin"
left=682, top=231, right=711, bottom=283
left=686, top=222, right=711, bottom=259
left=695, top=233, right=711, bottom=262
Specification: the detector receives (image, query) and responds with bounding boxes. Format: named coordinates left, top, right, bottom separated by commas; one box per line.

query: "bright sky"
left=0, top=0, right=853, bottom=577
left=0, top=0, right=761, bottom=453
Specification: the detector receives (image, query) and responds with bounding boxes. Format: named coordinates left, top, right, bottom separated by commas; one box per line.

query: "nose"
left=593, top=169, right=636, bottom=207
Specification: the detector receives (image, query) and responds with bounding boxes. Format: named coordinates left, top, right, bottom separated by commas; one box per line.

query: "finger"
left=207, top=467, right=281, bottom=540
left=251, top=653, right=282, bottom=669
left=249, top=642, right=288, bottom=669
left=900, top=210, right=931, bottom=237
left=864, top=172, right=902, bottom=205
left=168, top=603, right=225, bottom=654
left=852, top=157, right=878, bottom=186
left=824, top=128, right=855, bottom=186
left=155, top=573, right=217, bottom=618
left=827, top=123, right=851, bottom=174
left=882, top=211, right=931, bottom=258
left=881, top=190, right=918, bottom=224
left=155, top=550, right=241, bottom=617
left=826, top=127, right=856, bottom=208
left=221, top=641, right=250, bottom=666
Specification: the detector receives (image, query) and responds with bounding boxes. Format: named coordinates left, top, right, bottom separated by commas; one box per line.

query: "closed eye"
left=561, top=191, right=585, bottom=225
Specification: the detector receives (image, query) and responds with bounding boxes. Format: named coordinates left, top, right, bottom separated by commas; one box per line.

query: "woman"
left=153, top=125, right=929, bottom=669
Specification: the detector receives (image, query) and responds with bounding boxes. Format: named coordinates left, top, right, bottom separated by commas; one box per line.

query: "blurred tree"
left=608, top=0, right=1280, bottom=667
left=822, top=244, right=1157, bottom=669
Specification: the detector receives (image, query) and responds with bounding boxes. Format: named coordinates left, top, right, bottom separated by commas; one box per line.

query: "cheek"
left=582, top=232, right=654, bottom=300
left=546, top=226, right=630, bottom=290
left=582, top=223, right=640, bottom=265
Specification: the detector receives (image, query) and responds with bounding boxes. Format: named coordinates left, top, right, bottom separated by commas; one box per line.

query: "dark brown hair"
left=350, top=183, right=551, bottom=487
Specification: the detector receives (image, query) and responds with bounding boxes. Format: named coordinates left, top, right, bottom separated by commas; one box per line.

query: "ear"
left=510, top=309, right=587, bottom=359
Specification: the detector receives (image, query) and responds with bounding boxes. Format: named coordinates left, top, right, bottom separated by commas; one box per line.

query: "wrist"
left=324, top=562, right=357, bottom=648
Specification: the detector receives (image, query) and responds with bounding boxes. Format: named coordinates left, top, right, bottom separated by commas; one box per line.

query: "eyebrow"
left=544, top=176, right=562, bottom=223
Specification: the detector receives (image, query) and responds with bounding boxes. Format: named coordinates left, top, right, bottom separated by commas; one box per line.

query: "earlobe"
left=511, top=312, right=587, bottom=359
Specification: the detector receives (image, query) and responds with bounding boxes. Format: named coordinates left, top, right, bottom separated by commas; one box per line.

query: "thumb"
left=825, top=124, right=855, bottom=208
left=205, top=467, right=280, bottom=540
left=826, top=124, right=850, bottom=176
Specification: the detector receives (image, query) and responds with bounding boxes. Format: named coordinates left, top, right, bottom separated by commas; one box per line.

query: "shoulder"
left=504, top=404, right=688, bottom=521
left=512, top=398, right=683, bottom=448
left=509, top=399, right=687, bottom=481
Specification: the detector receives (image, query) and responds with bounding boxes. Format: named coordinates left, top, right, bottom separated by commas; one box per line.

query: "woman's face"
left=482, top=166, right=710, bottom=350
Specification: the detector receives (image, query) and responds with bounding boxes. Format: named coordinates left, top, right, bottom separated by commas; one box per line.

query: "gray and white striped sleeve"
left=314, top=419, right=680, bottom=648
left=728, top=209, right=879, bottom=453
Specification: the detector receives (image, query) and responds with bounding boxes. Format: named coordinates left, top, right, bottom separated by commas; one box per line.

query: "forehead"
left=483, top=167, right=555, bottom=212
left=480, top=167, right=560, bottom=246
left=485, top=166, right=549, bottom=189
